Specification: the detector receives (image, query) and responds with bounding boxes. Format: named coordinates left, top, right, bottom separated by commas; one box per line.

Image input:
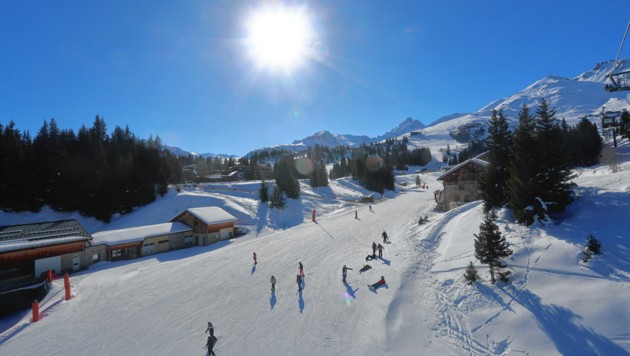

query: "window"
left=112, top=249, right=121, bottom=258
left=92, top=254, right=99, bottom=262
left=158, top=240, right=168, bottom=244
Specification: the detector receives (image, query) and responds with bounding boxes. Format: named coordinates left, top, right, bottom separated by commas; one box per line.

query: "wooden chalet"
left=170, top=207, right=238, bottom=246
left=436, top=154, right=489, bottom=211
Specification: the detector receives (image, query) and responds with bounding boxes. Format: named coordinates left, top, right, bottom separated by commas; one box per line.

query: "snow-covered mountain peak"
left=375, top=117, right=426, bottom=141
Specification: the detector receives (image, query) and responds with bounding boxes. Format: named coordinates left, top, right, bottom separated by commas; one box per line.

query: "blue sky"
left=1, top=1, right=629, bottom=156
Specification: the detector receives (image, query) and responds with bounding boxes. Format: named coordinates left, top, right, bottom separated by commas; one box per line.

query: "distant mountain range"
left=166, top=59, right=630, bottom=158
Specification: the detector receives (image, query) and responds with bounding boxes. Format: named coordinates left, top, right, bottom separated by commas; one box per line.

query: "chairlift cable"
left=608, top=21, right=630, bottom=79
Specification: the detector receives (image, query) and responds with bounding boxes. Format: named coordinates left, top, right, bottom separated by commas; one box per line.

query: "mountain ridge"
left=168, top=59, right=630, bottom=157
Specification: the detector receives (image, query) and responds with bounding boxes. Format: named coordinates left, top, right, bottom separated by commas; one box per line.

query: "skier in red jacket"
left=370, top=276, right=386, bottom=290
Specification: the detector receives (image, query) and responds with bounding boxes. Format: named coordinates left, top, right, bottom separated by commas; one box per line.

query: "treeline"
left=444, top=140, right=486, bottom=166
left=0, top=116, right=182, bottom=222
left=480, top=99, right=603, bottom=225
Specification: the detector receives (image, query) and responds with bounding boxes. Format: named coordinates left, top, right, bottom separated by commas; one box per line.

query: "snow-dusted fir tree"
left=474, top=210, right=512, bottom=284
left=415, top=174, right=421, bottom=187
left=534, top=98, right=574, bottom=215
left=507, top=104, right=539, bottom=225
left=479, top=109, right=512, bottom=212
left=463, top=261, right=479, bottom=285
left=259, top=180, right=269, bottom=203
left=269, top=185, right=286, bottom=209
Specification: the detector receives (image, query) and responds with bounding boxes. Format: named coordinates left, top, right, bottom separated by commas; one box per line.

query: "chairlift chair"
left=605, top=21, right=630, bottom=92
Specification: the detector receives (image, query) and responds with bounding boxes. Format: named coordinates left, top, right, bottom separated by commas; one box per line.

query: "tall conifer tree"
left=480, top=109, right=512, bottom=212
left=507, top=105, right=539, bottom=224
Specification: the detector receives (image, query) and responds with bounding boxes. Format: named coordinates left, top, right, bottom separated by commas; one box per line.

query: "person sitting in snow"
left=370, top=276, right=386, bottom=290
left=359, top=264, right=372, bottom=273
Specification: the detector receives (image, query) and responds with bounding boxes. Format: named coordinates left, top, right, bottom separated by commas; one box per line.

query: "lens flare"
left=365, top=154, right=384, bottom=172
left=344, top=292, right=351, bottom=306
left=295, top=157, right=314, bottom=176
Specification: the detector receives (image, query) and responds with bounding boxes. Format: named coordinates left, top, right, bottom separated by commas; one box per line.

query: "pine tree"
left=479, top=109, right=512, bottom=212
left=534, top=98, right=574, bottom=216
left=259, top=180, right=269, bottom=203
left=274, top=156, right=300, bottom=199
left=507, top=105, right=539, bottom=225
left=269, top=185, right=286, bottom=209
left=586, top=233, right=602, bottom=255
left=463, top=261, right=479, bottom=285
left=415, top=174, right=421, bottom=187
left=474, top=210, right=512, bottom=284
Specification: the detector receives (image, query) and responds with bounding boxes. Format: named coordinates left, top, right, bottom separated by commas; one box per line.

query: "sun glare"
left=245, top=5, right=314, bottom=72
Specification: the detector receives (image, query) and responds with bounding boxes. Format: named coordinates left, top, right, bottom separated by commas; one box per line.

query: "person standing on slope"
left=205, top=335, right=217, bottom=356
left=355, top=211, right=358, bottom=219
left=342, top=265, right=353, bottom=283
left=377, top=243, right=384, bottom=258
left=270, top=275, right=276, bottom=292
left=205, top=321, right=214, bottom=338
left=253, top=252, right=257, bottom=265
left=382, top=231, right=388, bottom=243
left=372, top=242, right=377, bottom=257
left=296, top=274, right=303, bottom=292
left=298, top=261, right=305, bottom=277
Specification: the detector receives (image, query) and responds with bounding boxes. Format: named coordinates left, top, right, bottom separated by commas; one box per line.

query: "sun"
left=244, top=5, right=315, bottom=72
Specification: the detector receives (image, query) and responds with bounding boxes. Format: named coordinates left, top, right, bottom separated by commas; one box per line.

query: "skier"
left=342, top=265, right=353, bottom=283
left=369, top=205, right=373, bottom=212
left=372, top=242, right=377, bottom=257
left=355, top=211, right=358, bottom=219
left=298, top=261, right=305, bottom=277
left=382, top=231, right=388, bottom=243
left=205, top=321, right=215, bottom=338
left=253, top=252, right=257, bottom=265
left=205, top=335, right=217, bottom=355
left=369, top=276, right=386, bottom=290
left=270, top=275, right=276, bottom=292
left=296, top=274, right=303, bottom=292
left=359, top=264, right=372, bottom=273
left=377, top=243, right=384, bottom=258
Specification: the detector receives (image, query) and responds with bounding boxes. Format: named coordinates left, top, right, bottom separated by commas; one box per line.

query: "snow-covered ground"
left=1, top=141, right=630, bottom=355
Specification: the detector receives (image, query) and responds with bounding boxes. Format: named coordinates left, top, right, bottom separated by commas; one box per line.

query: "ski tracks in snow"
left=385, top=201, right=493, bottom=355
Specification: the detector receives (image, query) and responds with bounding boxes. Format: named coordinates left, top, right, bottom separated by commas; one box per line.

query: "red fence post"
left=47, top=269, right=53, bottom=284
left=64, top=273, right=71, bottom=301
left=32, top=300, right=40, bottom=322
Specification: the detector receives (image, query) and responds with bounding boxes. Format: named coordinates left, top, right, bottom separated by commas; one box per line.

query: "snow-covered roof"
left=173, top=207, right=238, bottom=225
left=437, top=154, right=489, bottom=181
left=0, top=235, right=91, bottom=253
left=0, top=219, right=92, bottom=253
left=91, top=222, right=192, bottom=246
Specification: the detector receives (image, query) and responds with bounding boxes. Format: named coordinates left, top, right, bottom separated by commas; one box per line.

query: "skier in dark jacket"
left=342, top=265, right=353, bottom=283
left=296, top=274, right=303, bottom=292
left=377, top=243, right=384, bottom=258
left=372, top=242, right=377, bottom=256
left=205, top=335, right=217, bottom=355
left=205, top=321, right=214, bottom=337
left=382, top=231, right=388, bottom=243
left=270, top=275, right=276, bottom=292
